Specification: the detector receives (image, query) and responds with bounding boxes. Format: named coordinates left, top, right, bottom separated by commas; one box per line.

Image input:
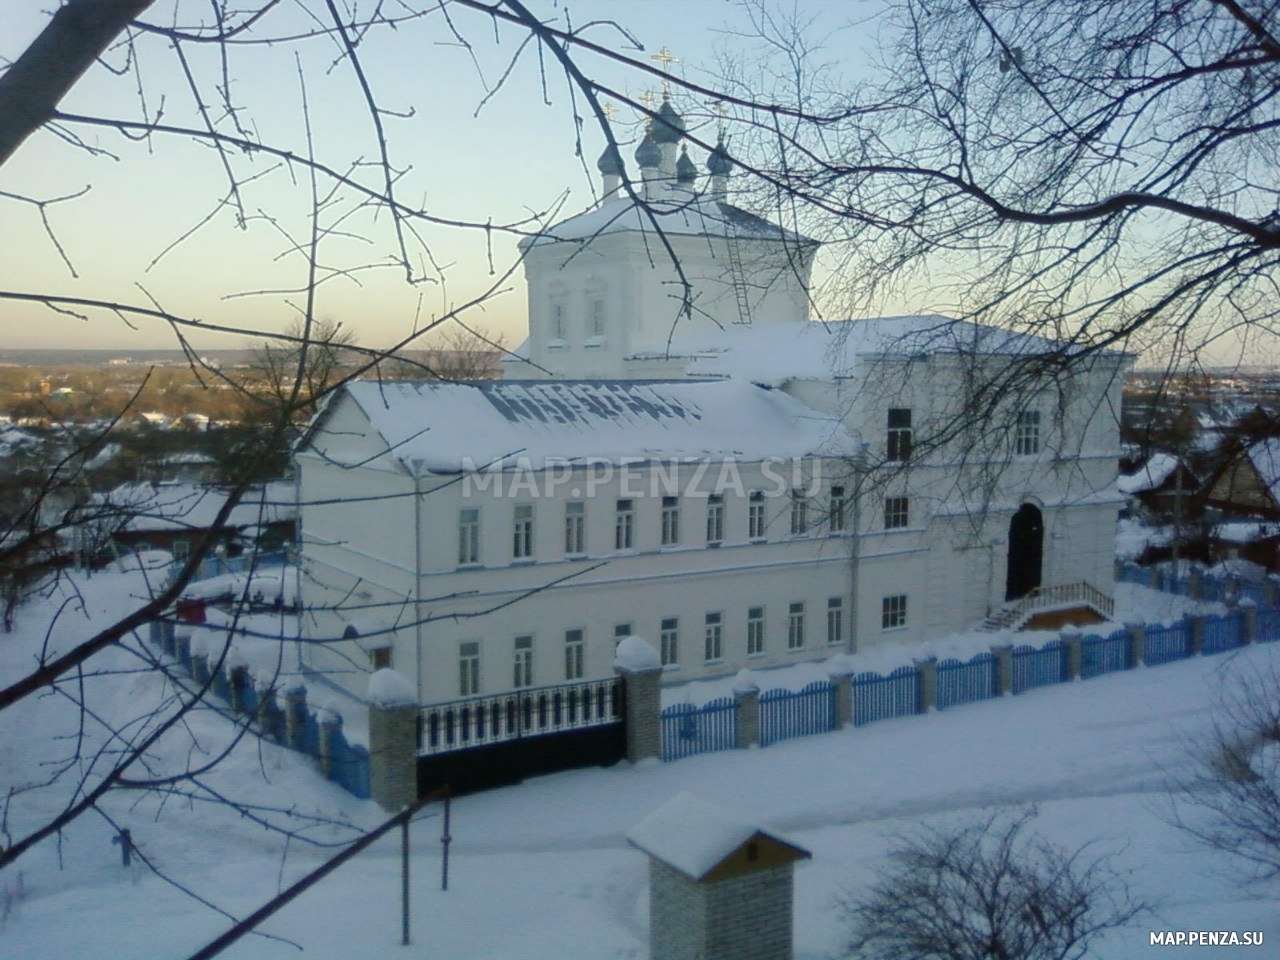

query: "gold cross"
left=639, top=89, right=656, bottom=116
left=709, top=98, right=727, bottom=137
left=650, top=46, right=679, bottom=95
left=601, top=100, right=617, bottom=120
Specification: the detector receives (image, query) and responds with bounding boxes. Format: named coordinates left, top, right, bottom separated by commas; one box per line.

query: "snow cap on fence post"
left=367, top=668, right=419, bottom=811
left=827, top=655, right=855, bottom=728
left=733, top=670, right=761, bottom=750
left=613, top=636, right=663, bottom=764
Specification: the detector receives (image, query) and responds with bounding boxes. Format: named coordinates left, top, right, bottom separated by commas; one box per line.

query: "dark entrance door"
left=1006, top=503, right=1043, bottom=601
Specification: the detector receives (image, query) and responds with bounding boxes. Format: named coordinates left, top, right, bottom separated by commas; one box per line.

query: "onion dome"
left=676, top=146, right=697, bottom=184
left=635, top=129, right=661, bottom=169
left=651, top=96, right=686, bottom=144
left=597, top=143, right=624, bottom=176
left=707, top=137, right=732, bottom=176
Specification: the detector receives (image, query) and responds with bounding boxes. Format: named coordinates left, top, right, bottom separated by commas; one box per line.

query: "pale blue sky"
left=0, top=1, right=877, bottom=352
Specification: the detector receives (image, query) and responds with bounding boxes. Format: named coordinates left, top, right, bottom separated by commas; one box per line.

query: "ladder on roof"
left=723, top=221, right=753, bottom=325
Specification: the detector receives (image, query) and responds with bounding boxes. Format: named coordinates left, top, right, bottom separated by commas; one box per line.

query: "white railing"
left=988, top=581, right=1114, bottom=630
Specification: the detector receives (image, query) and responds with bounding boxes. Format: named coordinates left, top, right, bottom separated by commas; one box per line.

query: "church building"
left=293, top=98, right=1128, bottom=708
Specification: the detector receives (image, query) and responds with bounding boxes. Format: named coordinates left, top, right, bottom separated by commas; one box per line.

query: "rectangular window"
left=884, top=496, right=909, bottom=530
left=172, top=539, right=191, bottom=562
left=829, top=486, right=846, bottom=533
left=882, top=594, right=908, bottom=630
left=887, top=408, right=913, bottom=461
left=790, top=491, right=808, bottom=535
left=747, top=606, right=765, bottom=656
left=513, top=635, right=533, bottom=688
left=614, top=623, right=632, bottom=646
left=748, top=491, right=766, bottom=540
left=704, top=612, right=723, bottom=662
left=706, top=494, right=724, bottom=544
left=788, top=602, right=805, bottom=650
left=551, top=301, right=566, bottom=340
left=661, top=495, right=681, bottom=546
left=458, top=508, right=480, bottom=565
left=564, top=629, right=584, bottom=681
left=513, top=504, right=534, bottom=559
left=459, top=641, right=480, bottom=696
left=370, top=647, right=392, bottom=670
left=615, top=499, right=634, bottom=550
left=827, top=597, right=844, bottom=645
left=660, top=617, right=679, bottom=666
left=565, top=500, right=586, bottom=555
left=1015, top=409, right=1041, bottom=456
left=590, top=298, right=606, bottom=337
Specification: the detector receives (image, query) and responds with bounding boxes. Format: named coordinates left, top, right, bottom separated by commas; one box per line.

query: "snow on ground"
left=1, top=567, right=1275, bottom=959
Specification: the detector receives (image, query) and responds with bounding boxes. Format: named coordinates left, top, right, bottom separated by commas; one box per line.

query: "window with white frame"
left=513, top=504, right=534, bottom=559
left=660, top=617, right=679, bottom=666
left=747, top=606, right=765, bottom=656
left=706, top=494, right=724, bottom=544
left=748, top=491, right=766, bottom=540
left=790, top=491, right=809, bottom=535
left=704, top=612, right=723, bottom=662
left=370, top=647, right=392, bottom=670
left=458, top=641, right=480, bottom=696
left=1015, top=409, right=1041, bottom=456
left=172, top=539, right=191, bottom=562
left=827, top=597, right=844, bottom=645
left=829, top=486, right=847, bottom=533
left=887, top=408, right=913, bottom=461
left=615, top=499, right=634, bottom=550
left=882, top=594, right=908, bottom=629
left=884, top=496, right=909, bottom=530
left=661, top=496, right=681, bottom=546
left=564, top=500, right=585, bottom=555
left=458, top=508, right=480, bottom=565
left=564, top=629, right=584, bottom=680
left=513, top=635, right=533, bottom=688
left=788, top=602, right=805, bottom=649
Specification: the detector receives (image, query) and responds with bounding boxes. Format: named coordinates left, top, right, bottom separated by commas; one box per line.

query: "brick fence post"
left=991, top=645, right=1014, bottom=697
left=914, top=658, right=938, bottom=713
left=1148, top=566, right=1161, bottom=590
left=161, top=619, right=176, bottom=656
left=1061, top=625, right=1083, bottom=681
left=1187, top=614, right=1205, bottom=656
left=1239, top=598, right=1257, bottom=645
left=614, top=636, right=664, bottom=763
left=191, top=650, right=210, bottom=686
left=174, top=630, right=192, bottom=669
left=368, top=668, right=419, bottom=811
left=734, top=671, right=760, bottom=749
left=1125, top=622, right=1146, bottom=669
left=828, top=656, right=855, bottom=728
left=1189, top=566, right=1203, bottom=601
left=284, top=684, right=308, bottom=750
left=229, top=664, right=250, bottom=714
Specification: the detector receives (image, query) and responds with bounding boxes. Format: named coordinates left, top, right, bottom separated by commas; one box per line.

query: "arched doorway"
left=1006, top=504, right=1044, bottom=601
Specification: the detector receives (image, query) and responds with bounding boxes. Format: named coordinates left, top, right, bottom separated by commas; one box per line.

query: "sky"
left=0, top=1, right=879, bottom=353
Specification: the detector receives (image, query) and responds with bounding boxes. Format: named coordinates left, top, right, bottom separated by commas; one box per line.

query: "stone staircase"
left=980, top=581, right=1115, bottom=632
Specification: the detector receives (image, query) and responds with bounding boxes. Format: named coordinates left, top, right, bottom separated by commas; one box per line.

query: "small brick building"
left=627, top=793, right=811, bottom=960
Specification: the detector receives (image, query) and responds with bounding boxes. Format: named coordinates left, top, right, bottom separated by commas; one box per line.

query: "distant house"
left=1204, top=437, right=1280, bottom=520
left=1116, top=453, right=1198, bottom=522
left=94, top=480, right=296, bottom=563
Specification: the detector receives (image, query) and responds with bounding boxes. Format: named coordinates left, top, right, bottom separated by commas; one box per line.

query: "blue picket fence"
left=1081, top=630, right=1130, bottom=679
left=661, top=698, right=738, bottom=761
left=759, top=681, right=835, bottom=747
left=1012, top=640, right=1066, bottom=694
left=1202, top=613, right=1243, bottom=655
left=329, top=732, right=371, bottom=799
left=854, top=666, right=919, bottom=726
left=1143, top=621, right=1190, bottom=666
left=195, top=549, right=289, bottom=582
left=937, top=653, right=997, bottom=709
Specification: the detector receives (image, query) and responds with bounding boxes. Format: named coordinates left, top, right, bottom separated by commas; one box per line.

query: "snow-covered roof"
left=98, top=480, right=296, bottom=533
left=626, top=793, right=808, bottom=881
left=520, top=190, right=816, bottom=249
left=1246, top=438, right=1280, bottom=505
left=322, top=378, right=856, bottom=473
left=1118, top=453, right=1187, bottom=496
left=674, top=316, right=1110, bottom=385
